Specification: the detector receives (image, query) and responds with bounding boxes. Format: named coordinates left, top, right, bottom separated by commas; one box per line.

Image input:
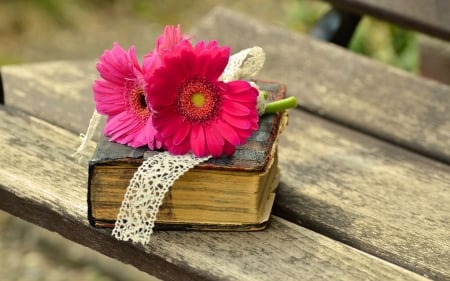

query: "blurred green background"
left=0, top=0, right=419, bottom=71
left=0, top=0, right=426, bottom=281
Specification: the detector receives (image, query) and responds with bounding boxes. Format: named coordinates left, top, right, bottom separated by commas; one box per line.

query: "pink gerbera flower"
left=93, top=42, right=160, bottom=149
left=146, top=41, right=259, bottom=157
left=93, top=43, right=161, bottom=149
left=93, top=26, right=187, bottom=149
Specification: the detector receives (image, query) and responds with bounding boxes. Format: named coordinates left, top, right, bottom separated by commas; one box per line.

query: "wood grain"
left=0, top=105, right=429, bottom=280
left=275, top=109, right=450, bottom=280
left=0, top=60, right=102, bottom=137
left=191, top=7, right=450, bottom=164
left=324, top=0, right=450, bottom=40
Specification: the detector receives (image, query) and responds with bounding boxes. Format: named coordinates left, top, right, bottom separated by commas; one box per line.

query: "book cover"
left=88, top=80, right=287, bottom=230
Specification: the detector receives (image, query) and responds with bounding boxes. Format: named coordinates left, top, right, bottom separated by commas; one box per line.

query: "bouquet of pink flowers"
left=93, top=25, right=295, bottom=158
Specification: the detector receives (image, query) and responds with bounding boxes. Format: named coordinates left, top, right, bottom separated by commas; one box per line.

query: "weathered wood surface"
left=191, top=7, right=450, bottom=164
left=277, top=109, right=450, bottom=280
left=0, top=106, right=430, bottom=280
left=0, top=60, right=101, bottom=137
left=324, top=0, right=450, bottom=41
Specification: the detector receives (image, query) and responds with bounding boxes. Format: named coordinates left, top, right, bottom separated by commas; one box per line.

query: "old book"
left=88, top=81, right=287, bottom=230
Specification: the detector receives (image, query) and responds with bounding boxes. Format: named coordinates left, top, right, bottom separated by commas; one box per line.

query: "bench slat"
left=191, top=7, right=450, bottom=164
left=325, top=0, right=450, bottom=40
left=0, top=60, right=99, bottom=136
left=276, top=109, right=450, bottom=280
left=0, top=106, right=430, bottom=281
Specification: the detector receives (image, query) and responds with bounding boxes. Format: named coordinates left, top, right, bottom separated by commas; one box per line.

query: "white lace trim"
left=112, top=152, right=211, bottom=244
left=72, top=110, right=102, bottom=162
left=220, top=46, right=266, bottom=82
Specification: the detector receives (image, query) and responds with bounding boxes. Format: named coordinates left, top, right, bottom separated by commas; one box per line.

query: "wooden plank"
left=0, top=60, right=102, bottom=137
left=275, top=109, right=450, bottom=280
left=324, top=0, right=450, bottom=41
left=0, top=106, right=430, bottom=281
left=191, top=7, right=450, bottom=164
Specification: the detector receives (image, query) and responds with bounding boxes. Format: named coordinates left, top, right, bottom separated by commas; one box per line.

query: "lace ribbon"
left=72, top=110, right=102, bottom=162
left=220, top=46, right=265, bottom=82
left=112, top=152, right=211, bottom=244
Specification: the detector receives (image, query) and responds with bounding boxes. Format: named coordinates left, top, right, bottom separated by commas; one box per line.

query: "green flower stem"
left=264, top=96, right=297, bottom=114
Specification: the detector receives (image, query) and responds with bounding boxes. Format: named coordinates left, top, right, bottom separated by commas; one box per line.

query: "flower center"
left=127, top=81, right=149, bottom=120
left=178, top=78, right=220, bottom=122
left=191, top=93, right=205, bottom=107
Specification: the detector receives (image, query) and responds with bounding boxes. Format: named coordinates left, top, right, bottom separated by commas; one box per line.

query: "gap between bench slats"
left=324, top=0, right=450, bottom=41
left=190, top=7, right=450, bottom=164
left=0, top=70, right=4, bottom=105
left=0, top=106, right=429, bottom=281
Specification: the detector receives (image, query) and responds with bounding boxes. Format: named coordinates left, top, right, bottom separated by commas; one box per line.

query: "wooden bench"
left=1, top=7, right=449, bottom=281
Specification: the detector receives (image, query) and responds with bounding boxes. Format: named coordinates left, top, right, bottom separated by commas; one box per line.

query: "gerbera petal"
left=144, top=117, right=161, bottom=150
left=157, top=25, right=185, bottom=55
left=93, top=83, right=123, bottom=101
left=225, top=80, right=256, bottom=94
left=105, top=113, right=139, bottom=135
left=142, top=51, right=158, bottom=73
left=223, top=93, right=258, bottom=105
left=216, top=119, right=240, bottom=146
left=206, top=50, right=230, bottom=80
left=152, top=108, right=178, bottom=129
left=93, top=80, right=117, bottom=94
left=127, top=127, right=147, bottom=148
left=95, top=102, right=125, bottom=116
left=148, top=85, right=177, bottom=107
left=158, top=115, right=183, bottom=138
left=93, top=81, right=127, bottom=115
left=173, top=121, right=191, bottom=146
left=223, top=112, right=251, bottom=129
left=233, top=127, right=254, bottom=143
left=190, top=125, right=207, bottom=157
left=100, top=43, right=135, bottom=77
left=196, top=51, right=212, bottom=78
left=179, top=47, right=196, bottom=76
left=96, top=64, right=126, bottom=84
left=127, top=45, right=141, bottom=71
left=205, top=40, right=219, bottom=50
left=111, top=43, right=128, bottom=63
left=104, top=112, right=146, bottom=146
left=205, top=125, right=225, bottom=157
left=193, top=42, right=229, bottom=80
left=222, top=141, right=236, bottom=156
left=221, top=99, right=251, bottom=116
left=169, top=140, right=191, bottom=155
